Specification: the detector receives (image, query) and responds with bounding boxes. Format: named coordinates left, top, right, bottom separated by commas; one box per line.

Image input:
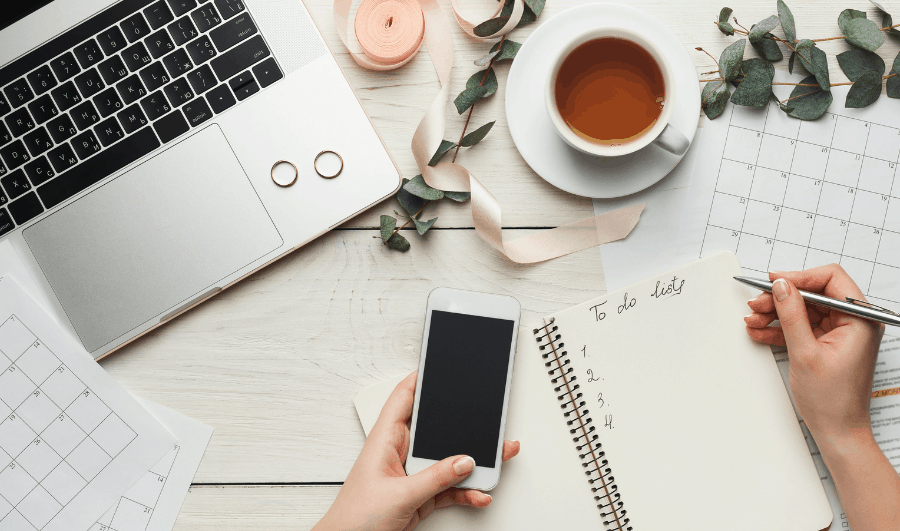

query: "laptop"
left=0, top=0, right=401, bottom=359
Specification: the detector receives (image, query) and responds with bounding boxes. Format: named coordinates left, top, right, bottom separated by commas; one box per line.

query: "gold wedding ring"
left=314, top=150, right=344, bottom=179
left=271, top=160, right=299, bottom=187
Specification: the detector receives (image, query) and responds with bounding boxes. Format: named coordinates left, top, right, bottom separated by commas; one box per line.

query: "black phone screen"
left=411, top=310, right=515, bottom=468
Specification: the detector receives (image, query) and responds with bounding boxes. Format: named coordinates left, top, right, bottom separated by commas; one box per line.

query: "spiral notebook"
left=354, top=252, right=832, bottom=531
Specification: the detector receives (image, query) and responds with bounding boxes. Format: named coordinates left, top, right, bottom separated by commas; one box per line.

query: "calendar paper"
left=0, top=277, right=176, bottom=531
left=676, top=75, right=900, bottom=332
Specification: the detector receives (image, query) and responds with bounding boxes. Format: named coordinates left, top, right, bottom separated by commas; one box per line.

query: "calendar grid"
left=699, top=102, right=900, bottom=307
left=0, top=315, right=139, bottom=531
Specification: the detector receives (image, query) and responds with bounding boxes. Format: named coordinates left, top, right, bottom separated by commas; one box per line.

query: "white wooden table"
left=97, top=0, right=900, bottom=528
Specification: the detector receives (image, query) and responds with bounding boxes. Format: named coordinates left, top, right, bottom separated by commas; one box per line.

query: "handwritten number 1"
left=581, top=345, right=586, bottom=358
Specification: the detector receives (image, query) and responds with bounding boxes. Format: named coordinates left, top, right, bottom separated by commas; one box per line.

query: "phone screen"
left=412, top=310, right=515, bottom=468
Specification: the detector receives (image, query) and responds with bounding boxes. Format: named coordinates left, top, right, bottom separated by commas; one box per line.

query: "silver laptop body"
left=0, top=0, right=400, bottom=359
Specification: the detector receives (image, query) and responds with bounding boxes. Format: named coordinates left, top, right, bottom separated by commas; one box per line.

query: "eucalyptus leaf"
left=887, top=73, right=900, bottom=98
left=473, top=16, right=508, bottom=37
left=718, top=21, right=735, bottom=36
left=404, top=175, right=444, bottom=200
left=846, top=70, right=883, bottom=107
left=778, top=101, right=795, bottom=113
left=731, top=58, right=775, bottom=87
left=730, top=68, right=773, bottom=106
left=460, top=121, right=495, bottom=147
left=466, top=68, right=498, bottom=97
left=749, top=16, right=779, bottom=43
left=843, top=17, right=886, bottom=51
left=490, top=39, right=522, bottom=62
left=718, top=7, right=733, bottom=24
left=719, top=39, right=745, bottom=81
left=524, top=0, right=545, bottom=17
left=894, top=49, right=900, bottom=74
left=443, top=190, right=471, bottom=202
left=787, top=75, right=833, bottom=120
left=385, top=233, right=410, bottom=252
left=429, top=140, right=458, bottom=166
left=836, top=49, right=885, bottom=81
left=778, top=0, right=796, bottom=43
left=397, top=178, right=427, bottom=216
left=454, top=85, right=488, bottom=114
left=796, top=42, right=830, bottom=92
left=885, top=12, right=900, bottom=38
left=788, top=51, right=796, bottom=73
left=474, top=50, right=499, bottom=67
left=752, top=36, right=783, bottom=62
left=838, top=8, right=867, bottom=32
left=413, top=217, right=438, bottom=235
left=380, top=215, right=396, bottom=243
left=516, top=5, right=537, bottom=28
left=701, top=80, right=730, bottom=119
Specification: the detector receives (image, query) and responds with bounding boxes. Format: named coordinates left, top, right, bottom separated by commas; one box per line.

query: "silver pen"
left=734, top=276, right=900, bottom=327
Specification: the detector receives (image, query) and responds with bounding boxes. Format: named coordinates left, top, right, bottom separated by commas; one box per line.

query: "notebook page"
left=548, top=252, right=832, bottom=531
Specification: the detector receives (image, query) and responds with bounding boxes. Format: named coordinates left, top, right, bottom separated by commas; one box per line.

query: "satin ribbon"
left=334, top=0, right=646, bottom=263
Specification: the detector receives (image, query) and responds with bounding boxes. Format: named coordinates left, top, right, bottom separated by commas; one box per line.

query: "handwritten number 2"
left=587, top=369, right=599, bottom=383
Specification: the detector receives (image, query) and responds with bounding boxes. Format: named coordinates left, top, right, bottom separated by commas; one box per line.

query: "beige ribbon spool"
left=334, top=0, right=646, bottom=263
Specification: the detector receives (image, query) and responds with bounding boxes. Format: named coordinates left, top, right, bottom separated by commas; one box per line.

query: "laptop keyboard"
left=0, top=0, right=284, bottom=236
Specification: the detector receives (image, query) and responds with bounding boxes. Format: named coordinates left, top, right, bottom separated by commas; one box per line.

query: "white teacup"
left=545, top=27, right=690, bottom=157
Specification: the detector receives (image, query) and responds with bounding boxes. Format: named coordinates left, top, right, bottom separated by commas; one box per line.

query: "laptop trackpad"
left=24, top=125, right=283, bottom=353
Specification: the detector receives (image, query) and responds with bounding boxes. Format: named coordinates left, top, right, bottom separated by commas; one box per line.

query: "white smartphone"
left=405, top=287, right=521, bottom=491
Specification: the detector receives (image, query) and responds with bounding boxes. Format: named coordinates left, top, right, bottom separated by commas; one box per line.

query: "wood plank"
left=175, top=486, right=337, bottom=531
left=101, top=229, right=605, bottom=483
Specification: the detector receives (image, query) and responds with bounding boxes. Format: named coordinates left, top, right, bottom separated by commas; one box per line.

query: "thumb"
left=403, top=455, right=476, bottom=506
left=771, top=278, right=817, bottom=353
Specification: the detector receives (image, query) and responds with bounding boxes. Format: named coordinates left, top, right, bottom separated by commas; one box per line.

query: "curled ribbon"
left=334, top=0, right=646, bottom=263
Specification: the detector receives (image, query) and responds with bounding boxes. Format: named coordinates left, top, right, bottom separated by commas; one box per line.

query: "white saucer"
left=506, top=2, right=700, bottom=198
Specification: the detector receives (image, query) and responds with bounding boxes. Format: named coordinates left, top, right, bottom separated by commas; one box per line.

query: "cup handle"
left=654, top=123, right=690, bottom=156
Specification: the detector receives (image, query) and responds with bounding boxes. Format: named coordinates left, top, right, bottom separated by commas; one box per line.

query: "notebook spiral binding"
left=534, top=317, right=631, bottom=531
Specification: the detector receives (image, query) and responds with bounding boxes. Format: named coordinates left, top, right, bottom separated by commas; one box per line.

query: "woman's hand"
left=743, top=264, right=884, bottom=440
left=314, top=371, right=521, bottom=531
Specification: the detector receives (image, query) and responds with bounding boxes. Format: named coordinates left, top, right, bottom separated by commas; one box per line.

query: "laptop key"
left=8, top=193, right=43, bottom=226
left=146, top=29, right=176, bottom=59
left=205, top=84, right=235, bottom=113
left=163, top=78, right=194, bottom=107
left=252, top=57, right=282, bottom=88
left=182, top=99, right=212, bottom=127
left=169, top=0, right=198, bottom=17
left=0, top=184, right=5, bottom=204
left=73, top=39, right=104, bottom=69
left=28, top=95, right=59, bottom=124
left=98, top=55, right=130, bottom=85
left=94, top=88, right=124, bottom=117
left=191, top=3, right=222, bottom=32
left=97, top=26, right=129, bottom=56
left=27, top=66, right=58, bottom=96
left=0, top=209, right=12, bottom=236
left=153, top=109, right=189, bottom=142
left=47, top=143, right=78, bottom=173
left=24, top=156, right=56, bottom=186
left=169, top=16, right=199, bottom=46
left=210, top=35, right=269, bottom=82
left=186, top=65, right=216, bottom=95
left=0, top=141, right=31, bottom=169
left=49, top=52, right=82, bottom=83
left=117, top=104, right=149, bottom=134
left=230, top=75, right=258, bottom=101
left=39, top=127, right=160, bottom=209
left=74, top=68, right=106, bottom=99
left=0, top=94, right=9, bottom=118
left=95, top=118, right=126, bottom=147
left=6, top=108, right=35, bottom=137
left=121, top=12, right=152, bottom=43
left=50, top=81, right=83, bottom=112
left=23, top=127, right=53, bottom=157
left=4, top=79, right=35, bottom=108
left=140, top=91, right=171, bottom=120
left=71, top=101, right=101, bottom=130
left=71, top=131, right=102, bottom=159
left=186, top=35, right=217, bottom=65
left=47, top=114, right=78, bottom=143
left=214, top=0, right=245, bottom=20
left=122, top=42, right=153, bottom=72
left=145, top=1, right=176, bottom=29
left=2, top=170, right=32, bottom=200
left=0, top=123, right=10, bottom=146
left=162, top=49, right=194, bottom=78
left=116, top=75, right=147, bottom=105
left=139, top=62, right=171, bottom=92
left=209, top=13, right=256, bottom=52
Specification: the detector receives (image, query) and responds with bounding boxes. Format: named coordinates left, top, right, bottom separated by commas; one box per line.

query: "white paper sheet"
left=675, top=74, right=900, bottom=334
left=0, top=277, right=176, bottom=531
left=774, top=335, right=900, bottom=531
left=592, top=129, right=703, bottom=290
left=90, top=397, right=213, bottom=531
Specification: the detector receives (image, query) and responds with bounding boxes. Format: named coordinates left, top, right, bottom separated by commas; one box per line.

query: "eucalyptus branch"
left=452, top=34, right=507, bottom=163
left=383, top=202, right=430, bottom=245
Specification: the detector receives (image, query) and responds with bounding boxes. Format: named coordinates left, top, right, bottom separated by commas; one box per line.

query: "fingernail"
left=743, top=314, right=753, bottom=321
left=772, top=278, right=789, bottom=302
left=453, top=456, right=475, bottom=475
